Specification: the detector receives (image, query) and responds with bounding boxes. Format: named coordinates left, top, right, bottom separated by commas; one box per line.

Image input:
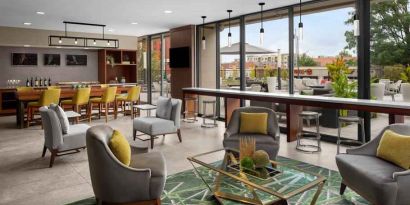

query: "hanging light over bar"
left=48, top=21, right=119, bottom=48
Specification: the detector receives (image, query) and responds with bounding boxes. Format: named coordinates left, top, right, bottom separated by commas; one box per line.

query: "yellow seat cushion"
left=109, top=130, right=131, bottom=166
left=239, top=112, right=268, bottom=135
left=90, top=98, right=102, bottom=103
left=60, top=99, right=74, bottom=105
left=377, top=130, right=410, bottom=169
left=28, top=101, right=40, bottom=107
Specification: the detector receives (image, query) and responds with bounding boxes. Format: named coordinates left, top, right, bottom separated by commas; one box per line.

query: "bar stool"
left=183, top=97, right=198, bottom=123
left=27, top=89, right=61, bottom=127
left=201, top=100, right=217, bottom=128
left=337, top=116, right=365, bottom=154
left=296, top=111, right=321, bottom=153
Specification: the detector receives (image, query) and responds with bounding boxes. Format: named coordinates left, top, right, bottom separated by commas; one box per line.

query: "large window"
left=151, top=35, right=162, bottom=104
left=367, top=0, right=410, bottom=136
left=137, top=38, right=148, bottom=103
left=245, top=9, right=289, bottom=95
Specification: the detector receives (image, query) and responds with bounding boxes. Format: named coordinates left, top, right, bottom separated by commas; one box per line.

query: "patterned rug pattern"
left=68, top=157, right=369, bottom=205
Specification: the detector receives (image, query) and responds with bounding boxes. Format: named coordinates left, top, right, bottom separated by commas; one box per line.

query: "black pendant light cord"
left=202, top=16, right=206, bottom=39
left=299, top=0, right=302, bottom=23
left=260, top=3, right=265, bottom=29
left=228, top=10, right=231, bottom=33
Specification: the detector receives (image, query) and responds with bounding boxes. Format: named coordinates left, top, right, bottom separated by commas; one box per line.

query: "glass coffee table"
left=187, top=149, right=326, bottom=205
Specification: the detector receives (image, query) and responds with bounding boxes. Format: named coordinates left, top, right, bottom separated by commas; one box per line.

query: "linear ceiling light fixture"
left=259, top=2, right=265, bottom=46
left=227, top=9, right=233, bottom=47
left=201, top=16, right=207, bottom=50
left=48, top=21, right=119, bottom=48
left=298, top=0, right=303, bottom=41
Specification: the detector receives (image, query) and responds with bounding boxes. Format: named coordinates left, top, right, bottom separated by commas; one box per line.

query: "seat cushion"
left=50, top=104, right=70, bottom=134
left=156, top=97, right=172, bottom=120
left=377, top=130, right=410, bottom=169
left=59, top=124, right=89, bottom=151
left=90, top=98, right=102, bottom=103
left=133, top=117, right=176, bottom=136
left=109, top=130, right=131, bottom=166
left=223, top=134, right=279, bottom=159
left=336, top=154, right=403, bottom=204
left=60, top=99, right=74, bottom=105
left=239, top=112, right=268, bottom=135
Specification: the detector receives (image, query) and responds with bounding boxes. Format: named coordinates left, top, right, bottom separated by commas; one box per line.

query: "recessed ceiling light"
left=164, top=10, right=173, bottom=14
left=23, top=45, right=31, bottom=47
left=131, top=22, right=138, bottom=25
left=36, top=11, right=45, bottom=15
left=23, top=22, right=32, bottom=25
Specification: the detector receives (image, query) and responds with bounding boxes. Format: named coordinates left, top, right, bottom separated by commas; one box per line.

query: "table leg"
left=389, top=114, right=404, bottom=124
left=310, top=181, right=325, bottom=205
left=224, top=97, right=240, bottom=128
left=286, top=104, right=303, bottom=142
left=17, top=100, right=25, bottom=129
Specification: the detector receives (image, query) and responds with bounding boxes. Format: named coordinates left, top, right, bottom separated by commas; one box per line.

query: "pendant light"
left=298, top=0, right=303, bottom=41
left=353, top=13, right=360, bottom=37
left=58, top=37, right=62, bottom=44
left=259, top=2, right=265, bottom=46
left=201, top=16, right=207, bottom=50
left=227, top=10, right=233, bottom=47
left=74, top=38, right=78, bottom=45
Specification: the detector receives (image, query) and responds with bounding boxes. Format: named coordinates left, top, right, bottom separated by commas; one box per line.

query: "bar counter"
left=12, top=83, right=138, bottom=128
left=182, top=87, right=410, bottom=142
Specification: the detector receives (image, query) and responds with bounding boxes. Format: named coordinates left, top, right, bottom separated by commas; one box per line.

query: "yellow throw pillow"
left=239, top=112, right=268, bottom=135
left=109, top=130, right=131, bottom=166
left=376, top=130, right=410, bottom=169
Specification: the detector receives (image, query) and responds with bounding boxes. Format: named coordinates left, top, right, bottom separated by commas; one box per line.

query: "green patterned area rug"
left=68, top=157, right=369, bottom=205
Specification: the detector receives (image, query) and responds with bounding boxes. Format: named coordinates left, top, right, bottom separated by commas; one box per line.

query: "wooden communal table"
left=15, top=86, right=131, bottom=129
left=182, top=87, right=410, bottom=142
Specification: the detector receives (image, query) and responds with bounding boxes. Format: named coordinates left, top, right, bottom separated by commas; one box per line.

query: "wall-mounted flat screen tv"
left=170, top=47, right=190, bottom=68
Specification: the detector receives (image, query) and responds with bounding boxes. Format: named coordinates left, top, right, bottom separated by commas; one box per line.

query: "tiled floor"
left=0, top=110, right=383, bottom=205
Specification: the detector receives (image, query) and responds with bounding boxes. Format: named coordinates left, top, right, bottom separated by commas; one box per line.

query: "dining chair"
left=116, top=86, right=141, bottom=119
left=89, top=87, right=117, bottom=123
left=61, top=88, right=91, bottom=122
left=27, top=89, right=61, bottom=127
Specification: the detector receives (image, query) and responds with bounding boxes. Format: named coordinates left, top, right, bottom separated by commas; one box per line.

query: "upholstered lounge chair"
left=336, top=124, right=410, bottom=205
left=133, top=97, right=182, bottom=149
left=86, top=125, right=166, bottom=205
left=223, top=106, right=280, bottom=160
left=39, top=106, right=89, bottom=167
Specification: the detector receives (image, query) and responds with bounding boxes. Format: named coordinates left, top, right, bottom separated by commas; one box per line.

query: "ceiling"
left=0, top=0, right=312, bottom=37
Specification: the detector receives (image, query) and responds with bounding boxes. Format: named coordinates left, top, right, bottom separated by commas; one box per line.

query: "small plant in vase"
left=238, top=137, right=271, bottom=179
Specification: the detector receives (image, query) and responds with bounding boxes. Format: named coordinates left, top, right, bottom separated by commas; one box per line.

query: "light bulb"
left=298, top=22, right=303, bottom=41
left=93, top=40, right=96, bottom=45
left=259, top=28, right=264, bottom=46
left=74, top=39, right=78, bottom=45
left=107, top=41, right=110, bottom=46
left=354, top=19, right=360, bottom=37
left=228, top=32, right=232, bottom=47
left=202, top=36, right=206, bottom=50
left=58, top=38, right=62, bottom=44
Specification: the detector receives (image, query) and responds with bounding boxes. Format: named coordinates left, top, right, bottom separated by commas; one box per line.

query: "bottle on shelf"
left=43, top=78, right=48, bottom=87
left=26, top=78, right=30, bottom=87
left=39, top=78, right=43, bottom=86
left=30, top=77, right=33, bottom=87
left=48, top=77, right=51, bottom=86
left=34, top=77, right=38, bottom=87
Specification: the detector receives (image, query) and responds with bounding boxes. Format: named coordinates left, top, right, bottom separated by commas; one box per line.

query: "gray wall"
left=0, top=46, right=98, bottom=87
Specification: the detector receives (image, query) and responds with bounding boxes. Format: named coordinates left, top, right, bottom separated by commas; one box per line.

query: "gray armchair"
left=86, top=125, right=166, bottom=205
left=133, top=97, right=182, bottom=149
left=39, top=106, right=89, bottom=167
left=336, top=124, right=410, bottom=205
left=223, top=106, right=280, bottom=160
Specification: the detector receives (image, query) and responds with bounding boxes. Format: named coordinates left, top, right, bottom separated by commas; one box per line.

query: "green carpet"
left=68, top=157, right=369, bottom=205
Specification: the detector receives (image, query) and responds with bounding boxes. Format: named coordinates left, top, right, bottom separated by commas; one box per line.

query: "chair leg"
left=155, top=198, right=161, bottom=205
left=340, top=182, right=347, bottom=195
left=150, top=135, right=155, bottom=149
left=177, top=129, right=182, bottom=142
left=26, top=107, right=31, bottom=128
left=133, top=129, right=137, bottom=141
left=74, top=105, right=79, bottom=124
left=88, top=103, right=93, bottom=123
left=105, top=103, right=108, bottom=123
left=41, top=146, right=47, bottom=157
left=49, top=150, right=57, bottom=168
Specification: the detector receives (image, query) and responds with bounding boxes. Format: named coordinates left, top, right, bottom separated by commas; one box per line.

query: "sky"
left=219, top=7, right=356, bottom=63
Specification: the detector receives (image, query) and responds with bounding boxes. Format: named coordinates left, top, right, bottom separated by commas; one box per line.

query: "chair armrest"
left=393, top=170, right=410, bottom=180
left=346, top=136, right=380, bottom=156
